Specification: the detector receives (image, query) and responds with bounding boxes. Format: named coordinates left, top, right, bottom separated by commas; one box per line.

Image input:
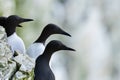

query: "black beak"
left=56, top=27, right=71, bottom=37
left=20, top=18, right=34, bottom=22
left=63, top=46, right=75, bottom=51
left=18, top=18, right=33, bottom=27
left=61, top=31, right=71, bottom=37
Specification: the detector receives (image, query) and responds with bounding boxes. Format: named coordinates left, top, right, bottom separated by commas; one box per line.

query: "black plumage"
left=34, top=40, right=75, bottom=80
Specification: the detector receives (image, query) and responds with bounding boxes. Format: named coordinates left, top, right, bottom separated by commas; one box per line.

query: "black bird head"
left=6, top=15, right=33, bottom=28
left=42, top=24, right=71, bottom=37
left=35, top=24, right=71, bottom=43
left=46, top=40, right=75, bottom=52
left=44, top=40, right=75, bottom=55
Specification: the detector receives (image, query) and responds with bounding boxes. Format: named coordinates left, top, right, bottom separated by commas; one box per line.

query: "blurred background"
left=0, top=0, right=120, bottom=80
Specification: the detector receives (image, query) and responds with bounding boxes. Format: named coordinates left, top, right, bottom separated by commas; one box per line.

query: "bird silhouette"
left=34, top=40, right=75, bottom=80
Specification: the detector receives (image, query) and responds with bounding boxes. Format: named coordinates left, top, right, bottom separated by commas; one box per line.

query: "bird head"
left=45, top=40, right=75, bottom=53
left=6, top=15, right=33, bottom=28
left=42, top=23, right=71, bottom=37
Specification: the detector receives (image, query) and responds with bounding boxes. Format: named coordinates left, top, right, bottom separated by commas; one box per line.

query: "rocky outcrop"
left=0, top=26, right=35, bottom=80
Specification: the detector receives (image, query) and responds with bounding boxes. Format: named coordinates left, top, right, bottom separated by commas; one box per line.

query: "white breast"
left=7, top=33, right=26, bottom=54
left=26, top=43, right=45, bottom=59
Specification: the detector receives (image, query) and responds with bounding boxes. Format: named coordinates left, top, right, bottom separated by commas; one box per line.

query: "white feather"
left=7, top=32, right=26, bottom=54
left=27, top=43, right=45, bottom=59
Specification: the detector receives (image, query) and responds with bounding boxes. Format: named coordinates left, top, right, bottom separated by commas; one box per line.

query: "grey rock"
left=13, top=52, right=34, bottom=80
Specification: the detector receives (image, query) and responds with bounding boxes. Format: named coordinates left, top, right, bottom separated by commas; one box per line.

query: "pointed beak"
left=61, top=31, right=71, bottom=37
left=58, top=28, right=71, bottom=37
left=19, top=18, right=33, bottom=23
left=21, top=18, right=34, bottom=22
left=18, top=18, right=33, bottom=27
left=63, top=46, right=75, bottom=51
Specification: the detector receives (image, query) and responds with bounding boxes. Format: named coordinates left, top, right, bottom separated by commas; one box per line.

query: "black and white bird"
left=0, top=15, right=33, bottom=54
left=34, top=40, right=75, bottom=80
left=27, top=23, right=71, bottom=59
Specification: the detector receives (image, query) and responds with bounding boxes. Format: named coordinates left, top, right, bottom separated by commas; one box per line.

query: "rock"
left=13, top=52, right=34, bottom=80
left=0, top=26, right=35, bottom=80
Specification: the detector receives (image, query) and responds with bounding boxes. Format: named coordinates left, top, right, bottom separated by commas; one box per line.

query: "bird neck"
left=36, top=55, right=52, bottom=65
left=5, top=25, right=16, bottom=37
left=35, top=31, right=50, bottom=44
left=42, top=51, right=53, bottom=63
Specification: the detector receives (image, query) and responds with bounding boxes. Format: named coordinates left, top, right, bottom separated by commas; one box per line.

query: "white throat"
left=7, top=32, right=26, bottom=54
left=27, top=43, right=45, bottom=59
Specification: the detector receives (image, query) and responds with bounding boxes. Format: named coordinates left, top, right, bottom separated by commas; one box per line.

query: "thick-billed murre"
left=27, top=23, right=71, bottom=59
left=0, top=15, right=33, bottom=54
left=34, top=40, right=75, bottom=80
